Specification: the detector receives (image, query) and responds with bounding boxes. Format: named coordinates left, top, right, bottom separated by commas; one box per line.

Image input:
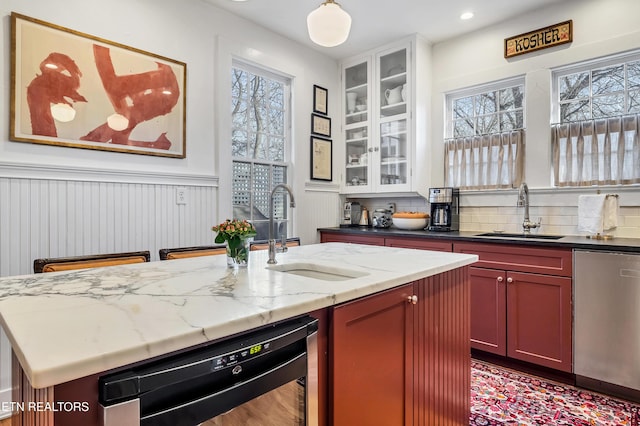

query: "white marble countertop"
left=0, top=243, right=477, bottom=389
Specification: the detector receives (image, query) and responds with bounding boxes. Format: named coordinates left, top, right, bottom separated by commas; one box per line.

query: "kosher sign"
left=504, top=20, right=572, bottom=58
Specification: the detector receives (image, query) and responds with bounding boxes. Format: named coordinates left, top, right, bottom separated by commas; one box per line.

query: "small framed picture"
left=313, top=85, right=328, bottom=115
left=311, top=136, right=332, bottom=181
left=311, top=113, right=331, bottom=138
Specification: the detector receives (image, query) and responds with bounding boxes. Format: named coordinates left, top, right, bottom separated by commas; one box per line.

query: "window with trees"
left=444, top=79, right=525, bottom=189
left=231, top=62, right=291, bottom=240
left=552, top=52, right=640, bottom=186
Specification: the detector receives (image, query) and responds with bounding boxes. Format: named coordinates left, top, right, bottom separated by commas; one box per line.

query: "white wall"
left=422, top=0, right=640, bottom=233
left=0, top=0, right=342, bottom=415
left=0, top=0, right=342, bottom=271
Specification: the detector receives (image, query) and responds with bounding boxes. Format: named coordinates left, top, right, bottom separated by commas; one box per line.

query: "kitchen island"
left=0, top=243, right=477, bottom=425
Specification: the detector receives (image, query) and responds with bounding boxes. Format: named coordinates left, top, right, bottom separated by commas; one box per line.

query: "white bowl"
left=392, top=217, right=428, bottom=230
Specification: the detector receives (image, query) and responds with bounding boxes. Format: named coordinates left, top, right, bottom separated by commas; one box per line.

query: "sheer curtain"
left=444, top=130, right=525, bottom=190
left=552, top=115, right=640, bottom=186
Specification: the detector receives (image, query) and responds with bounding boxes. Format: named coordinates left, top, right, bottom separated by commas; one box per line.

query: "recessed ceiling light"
left=460, top=12, right=474, bottom=20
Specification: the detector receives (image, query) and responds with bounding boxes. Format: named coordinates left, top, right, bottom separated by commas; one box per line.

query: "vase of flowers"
left=212, top=219, right=257, bottom=268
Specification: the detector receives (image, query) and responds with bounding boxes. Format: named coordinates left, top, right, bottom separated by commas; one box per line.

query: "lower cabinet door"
left=469, top=267, right=507, bottom=356
left=506, top=271, right=573, bottom=372
left=331, top=284, right=414, bottom=426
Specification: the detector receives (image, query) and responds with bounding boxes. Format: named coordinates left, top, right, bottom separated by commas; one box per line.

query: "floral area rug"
left=470, top=360, right=640, bottom=425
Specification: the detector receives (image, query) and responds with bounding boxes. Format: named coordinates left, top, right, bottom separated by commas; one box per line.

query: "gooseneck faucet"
left=268, top=184, right=296, bottom=264
left=517, top=182, right=540, bottom=234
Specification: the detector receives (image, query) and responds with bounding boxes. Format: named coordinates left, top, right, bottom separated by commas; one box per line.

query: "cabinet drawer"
left=320, top=232, right=384, bottom=246
left=385, top=237, right=452, bottom=252
left=454, top=242, right=572, bottom=277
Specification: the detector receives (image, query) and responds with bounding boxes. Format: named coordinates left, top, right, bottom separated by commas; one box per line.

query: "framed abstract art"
left=10, top=12, right=187, bottom=158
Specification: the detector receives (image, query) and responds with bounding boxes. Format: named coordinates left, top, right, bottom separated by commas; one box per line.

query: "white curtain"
left=552, top=115, right=640, bottom=186
left=444, top=130, right=525, bottom=190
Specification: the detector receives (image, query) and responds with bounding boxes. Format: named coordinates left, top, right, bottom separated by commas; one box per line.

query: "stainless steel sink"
left=475, top=232, right=565, bottom=240
left=266, top=262, right=369, bottom=281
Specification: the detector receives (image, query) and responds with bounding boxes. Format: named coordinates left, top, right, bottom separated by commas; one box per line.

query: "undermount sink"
left=475, top=232, right=565, bottom=240
left=267, top=262, right=369, bottom=281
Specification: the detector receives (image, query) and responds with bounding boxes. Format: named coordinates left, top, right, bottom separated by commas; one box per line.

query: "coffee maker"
left=341, top=202, right=362, bottom=227
left=427, top=188, right=459, bottom=231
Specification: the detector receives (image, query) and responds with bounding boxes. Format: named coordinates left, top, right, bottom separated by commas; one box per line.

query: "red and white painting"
left=10, top=13, right=186, bottom=158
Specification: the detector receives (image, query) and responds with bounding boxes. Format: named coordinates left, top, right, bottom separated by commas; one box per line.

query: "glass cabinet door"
left=377, top=47, right=409, bottom=189
left=345, top=125, right=369, bottom=187
left=379, top=119, right=408, bottom=187
left=344, top=60, right=370, bottom=190
left=378, top=48, right=407, bottom=119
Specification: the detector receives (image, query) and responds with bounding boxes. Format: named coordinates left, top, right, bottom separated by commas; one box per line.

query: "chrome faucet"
left=517, top=182, right=540, bottom=234
left=268, top=184, right=295, bottom=264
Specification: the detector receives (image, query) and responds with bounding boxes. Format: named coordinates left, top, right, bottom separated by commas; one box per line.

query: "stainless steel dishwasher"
left=99, top=315, right=318, bottom=426
left=574, top=250, right=640, bottom=400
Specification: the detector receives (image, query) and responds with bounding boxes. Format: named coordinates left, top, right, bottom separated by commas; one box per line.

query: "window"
left=552, top=52, right=640, bottom=186
left=231, top=62, right=291, bottom=240
left=444, top=79, right=525, bottom=190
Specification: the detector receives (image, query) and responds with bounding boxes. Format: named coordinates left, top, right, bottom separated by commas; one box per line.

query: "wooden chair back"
left=34, top=251, right=151, bottom=273
left=250, top=237, right=301, bottom=251
left=159, top=245, right=227, bottom=260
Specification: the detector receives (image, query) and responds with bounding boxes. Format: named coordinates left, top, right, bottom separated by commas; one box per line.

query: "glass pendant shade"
left=307, top=0, right=352, bottom=47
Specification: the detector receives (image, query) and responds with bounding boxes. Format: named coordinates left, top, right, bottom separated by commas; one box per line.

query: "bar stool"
left=34, top=251, right=151, bottom=273
left=159, top=245, right=227, bottom=260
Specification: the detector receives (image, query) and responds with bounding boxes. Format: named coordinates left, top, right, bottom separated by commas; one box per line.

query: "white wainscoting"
left=0, top=176, right=219, bottom=276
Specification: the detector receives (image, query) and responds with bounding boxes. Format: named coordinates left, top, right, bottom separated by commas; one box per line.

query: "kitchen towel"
left=577, top=194, right=618, bottom=235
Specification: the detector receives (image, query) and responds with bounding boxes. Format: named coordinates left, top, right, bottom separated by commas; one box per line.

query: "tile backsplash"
left=347, top=197, right=640, bottom=239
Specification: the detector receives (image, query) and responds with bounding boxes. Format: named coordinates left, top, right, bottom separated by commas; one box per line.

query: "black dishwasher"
left=98, top=315, right=318, bottom=426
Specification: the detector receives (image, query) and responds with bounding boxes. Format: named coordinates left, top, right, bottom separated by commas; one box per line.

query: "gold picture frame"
left=10, top=12, right=187, bottom=158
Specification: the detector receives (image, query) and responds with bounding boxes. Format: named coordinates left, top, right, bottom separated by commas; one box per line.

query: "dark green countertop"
left=318, top=227, right=640, bottom=254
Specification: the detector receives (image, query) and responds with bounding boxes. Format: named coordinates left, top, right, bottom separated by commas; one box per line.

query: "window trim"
left=231, top=60, right=293, bottom=239
left=445, top=75, right=526, bottom=139
left=551, top=48, right=640, bottom=123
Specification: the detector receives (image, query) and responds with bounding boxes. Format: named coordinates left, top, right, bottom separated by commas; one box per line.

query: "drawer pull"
left=507, top=277, right=514, bottom=283
left=497, top=276, right=504, bottom=282
left=407, top=295, right=418, bottom=304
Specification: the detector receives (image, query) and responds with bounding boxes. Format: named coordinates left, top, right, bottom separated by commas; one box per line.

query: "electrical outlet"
left=387, top=202, right=396, bottom=214
left=176, top=187, right=187, bottom=205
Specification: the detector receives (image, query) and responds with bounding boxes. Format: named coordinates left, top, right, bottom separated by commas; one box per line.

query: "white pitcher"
left=385, top=86, right=403, bottom=105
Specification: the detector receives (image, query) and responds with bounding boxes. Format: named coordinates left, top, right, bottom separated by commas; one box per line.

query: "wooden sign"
left=504, top=20, right=572, bottom=58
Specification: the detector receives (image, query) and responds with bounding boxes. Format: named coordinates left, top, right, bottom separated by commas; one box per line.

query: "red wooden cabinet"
left=331, top=284, right=415, bottom=426
left=456, top=242, right=573, bottom=373
left=506, top=271, right=572, bottom=371
left=331, top=267, right=471, bottom=425
left=468, top=267, right=507, bottom=355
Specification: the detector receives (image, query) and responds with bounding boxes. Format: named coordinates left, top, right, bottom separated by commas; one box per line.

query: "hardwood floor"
left=202, top=380, right=304, bottom=425
left=0, top=417, right=11, bottom=426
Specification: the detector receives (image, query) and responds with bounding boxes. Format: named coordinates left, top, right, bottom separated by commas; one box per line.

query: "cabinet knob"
left=497, top=276, right=504, bottom=282
left=507, top=277, right=514, bottom=283
left=368, top=147, right=374, bottom=152
left=407, top=295, right=418, bottom=304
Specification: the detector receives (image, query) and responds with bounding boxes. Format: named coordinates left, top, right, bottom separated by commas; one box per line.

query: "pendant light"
left=306, top=0, right=352, bottom=47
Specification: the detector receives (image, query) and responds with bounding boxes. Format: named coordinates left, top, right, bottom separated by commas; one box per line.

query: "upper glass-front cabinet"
left=379, top=49, right=407, bottom=118
left=377, top=47, right=409, bottom=189
left=344, top=59, right=371, bottom=189
left=341, top=44, right=411, bottom=193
